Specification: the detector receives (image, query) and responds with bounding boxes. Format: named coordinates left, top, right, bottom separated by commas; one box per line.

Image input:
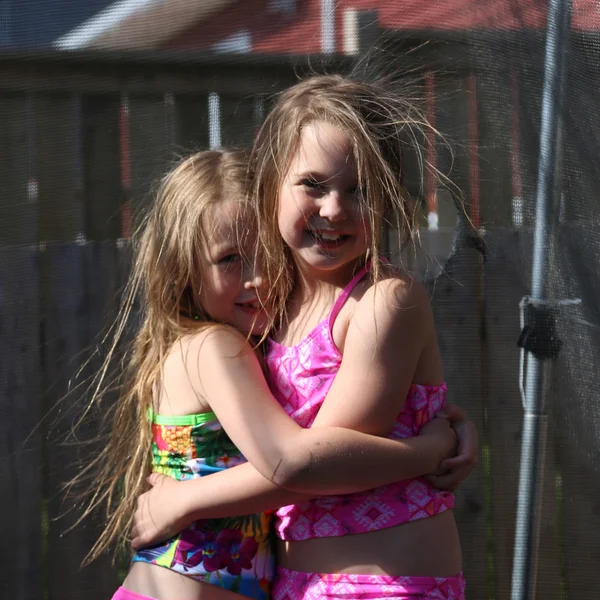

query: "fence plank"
left=41, top=243, right=119, bottom=600
left=220, top=94, right=258, bottom=148
left=83, top=95, right=123, bottom=241
left=175, top=94, right=210, bottom=152
left=435, top=75, right=471, bottom=222
left=80, top=241, right=123, bottom=587
left=555, top=226, right=600, bottom=599
left=128, top=95, right=173, bottom=231
left=428, top=243, right=488, bottom=600
left=36, top=93, right=82, bottom=243
left=560, top=421, right=600, bottom=599
left=0, top=246, right=42, bottom=600
left=476, top=70, right=514, bottom=226
left=421, top=75, right=490, bottom=599
left=0, top=93, right=34, bottom=245
left=484, top=233, right=523, bottom=600
left=515, top=67, right=542, bottom=228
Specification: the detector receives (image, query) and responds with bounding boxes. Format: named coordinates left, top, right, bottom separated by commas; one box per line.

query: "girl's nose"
left=244, top=274, right=264, bottom=290
left=319, top=191, right=347, bottom=222
left=243, top=260, right=265, bottom=290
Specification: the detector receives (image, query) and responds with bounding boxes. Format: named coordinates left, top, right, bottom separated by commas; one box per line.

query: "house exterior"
left=53, top=0, right=600, bottom=55
left=0, top=0, right=114, bottom=48
left=48, top=0, right=599, bottom=233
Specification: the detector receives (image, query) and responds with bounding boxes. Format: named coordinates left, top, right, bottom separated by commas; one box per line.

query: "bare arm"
left=131, top=462, right=308, bottom=549
left=188, top=327, right=455, bottom=493
left=284, top=276, right=449, bottom=489
left=130, top=311, right=456, bottom=549
left=131, top=416, right=453, bottom=550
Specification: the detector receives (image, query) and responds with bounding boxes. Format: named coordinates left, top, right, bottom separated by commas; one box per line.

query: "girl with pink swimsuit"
left=88, top=150, right=463, bottom=600
left=132, top=74, right=476, bottom=599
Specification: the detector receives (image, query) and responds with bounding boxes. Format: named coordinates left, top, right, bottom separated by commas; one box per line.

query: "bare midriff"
left=124, top=562, right=244, bottom=600
left=276, top=511, right=462, bottom=576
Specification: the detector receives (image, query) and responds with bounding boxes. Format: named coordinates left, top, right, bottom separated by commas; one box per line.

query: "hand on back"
left=418, top=416, right=458, bottom=466
left=131, top=473, right=189, bottom=550
left=425, top=403, right=478, bottom=491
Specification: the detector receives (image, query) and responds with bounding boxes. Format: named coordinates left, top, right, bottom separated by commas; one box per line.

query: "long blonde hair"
left=72, top=149, right=251, bottom=563
left=251, top=73, right=450, bottom=325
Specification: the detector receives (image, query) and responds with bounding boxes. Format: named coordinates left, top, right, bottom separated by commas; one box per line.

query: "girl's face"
left=277, top=121, right=370, bottom=284
left=199, top=200, right=269, bottom=335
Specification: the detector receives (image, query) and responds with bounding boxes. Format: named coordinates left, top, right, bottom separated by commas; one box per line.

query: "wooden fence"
left=1, top=41, right=599, bottom=600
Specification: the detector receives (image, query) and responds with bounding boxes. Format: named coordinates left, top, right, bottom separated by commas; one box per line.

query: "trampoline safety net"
left=0, top=1, right=598, bottom=599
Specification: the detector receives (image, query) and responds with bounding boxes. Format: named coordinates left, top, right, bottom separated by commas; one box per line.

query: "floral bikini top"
left=264, top=263, right=454, bottom=541
left=132, top=410, right=274, bottom=599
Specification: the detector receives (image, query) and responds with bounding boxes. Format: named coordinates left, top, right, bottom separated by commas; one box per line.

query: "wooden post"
left=553, top=225, right=600, bottom=599
left=174, top=94, right=210, bottom=151
left=0, top=92, right=35, bottom=245
left=36, top=93, right=81, bottom=242
left=356, top=10, right=380, bottom=54
left=82, top=95, right=123, bottom=241
left=0, top=246, right=42, bottom=600
left=128, top=94, right=174, bottom=231
left=41, top=243, right=120, bottom=600
left=427, top=243, right=488, bottom=600
left=432, top=73, right=489, bottom=600
left=220, top=94, right=259, bottom=148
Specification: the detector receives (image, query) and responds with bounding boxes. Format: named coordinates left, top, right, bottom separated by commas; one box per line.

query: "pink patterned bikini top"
left=264, top=263, right=454, bottom=541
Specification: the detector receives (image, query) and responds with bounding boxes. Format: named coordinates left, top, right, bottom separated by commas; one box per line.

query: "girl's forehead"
left=203, top=200, right=254, bottom=242
left=290, top=121, right=356, bottom=173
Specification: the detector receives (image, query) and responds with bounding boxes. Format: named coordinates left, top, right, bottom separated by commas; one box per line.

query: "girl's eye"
left=218, top=253, right=241, bottom=267
left=301, top=179, right=325, bottom=191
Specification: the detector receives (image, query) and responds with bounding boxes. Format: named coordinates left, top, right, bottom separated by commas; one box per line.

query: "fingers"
left=131, top=533, right=149, bottom=551
left=440, top=403, right=467, bottom=422
left=428, top=465, right=473, bottom=491
left=424, top=472, right=458, bottom=491
left=147, top=472, right=166, bottom=487
left=131, top=518, right=143, bottom=550
left=440, top=454, right=470, bottom=470
left=440, top=442, right=477, bottom=471
left=131, top=492, right=150, bottom=550
left=453, top=422, right=478, bottom=461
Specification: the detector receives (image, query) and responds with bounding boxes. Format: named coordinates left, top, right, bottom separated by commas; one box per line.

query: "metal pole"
left=511, top=1, right=572, bottom=599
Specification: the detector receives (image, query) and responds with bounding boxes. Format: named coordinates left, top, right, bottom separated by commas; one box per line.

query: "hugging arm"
left=132, top=410, right=455, bottom=551
left=131, top=321, right=461, bottom=549
left=185, top=327, right=457, bottom=493
left=297, top=277, right=477, bottom=490
left=132, top=309, right=479, bottom=548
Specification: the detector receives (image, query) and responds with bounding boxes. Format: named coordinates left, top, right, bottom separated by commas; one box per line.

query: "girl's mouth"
left=236, top=299, right=263, bottom=315
left=308, top=229, right=350, bottom=248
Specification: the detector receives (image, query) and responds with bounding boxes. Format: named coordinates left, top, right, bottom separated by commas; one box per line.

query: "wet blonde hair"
left=251, top=73, right=445, bottom=324
left=71, top=149, right=252, bottom=563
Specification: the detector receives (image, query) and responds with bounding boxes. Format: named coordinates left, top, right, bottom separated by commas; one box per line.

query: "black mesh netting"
left=0, top=1, right=598, bottom=599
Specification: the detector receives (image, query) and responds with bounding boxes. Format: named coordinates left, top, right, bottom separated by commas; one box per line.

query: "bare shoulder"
left=163, top=326, right=251, bottom=378
left=187, top=324, right=251, bottom=353
left=158, top=327, right=249, bottom=416
left=354, top=268, right=433, bottom=325
left=163, top=326, right=259, bottom=400
left=341, top=268, right=435, bottom=363
left=341, top=265, right=442, bottom=386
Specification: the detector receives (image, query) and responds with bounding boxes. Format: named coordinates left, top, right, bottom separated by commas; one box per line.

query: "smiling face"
left=277, top=121, right=370, bottom=284
left=198, top=200, right=270, bottom=336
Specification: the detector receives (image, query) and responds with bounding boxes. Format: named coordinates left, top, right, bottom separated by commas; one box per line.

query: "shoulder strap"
left=329, top=261, right=371, bottom=326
